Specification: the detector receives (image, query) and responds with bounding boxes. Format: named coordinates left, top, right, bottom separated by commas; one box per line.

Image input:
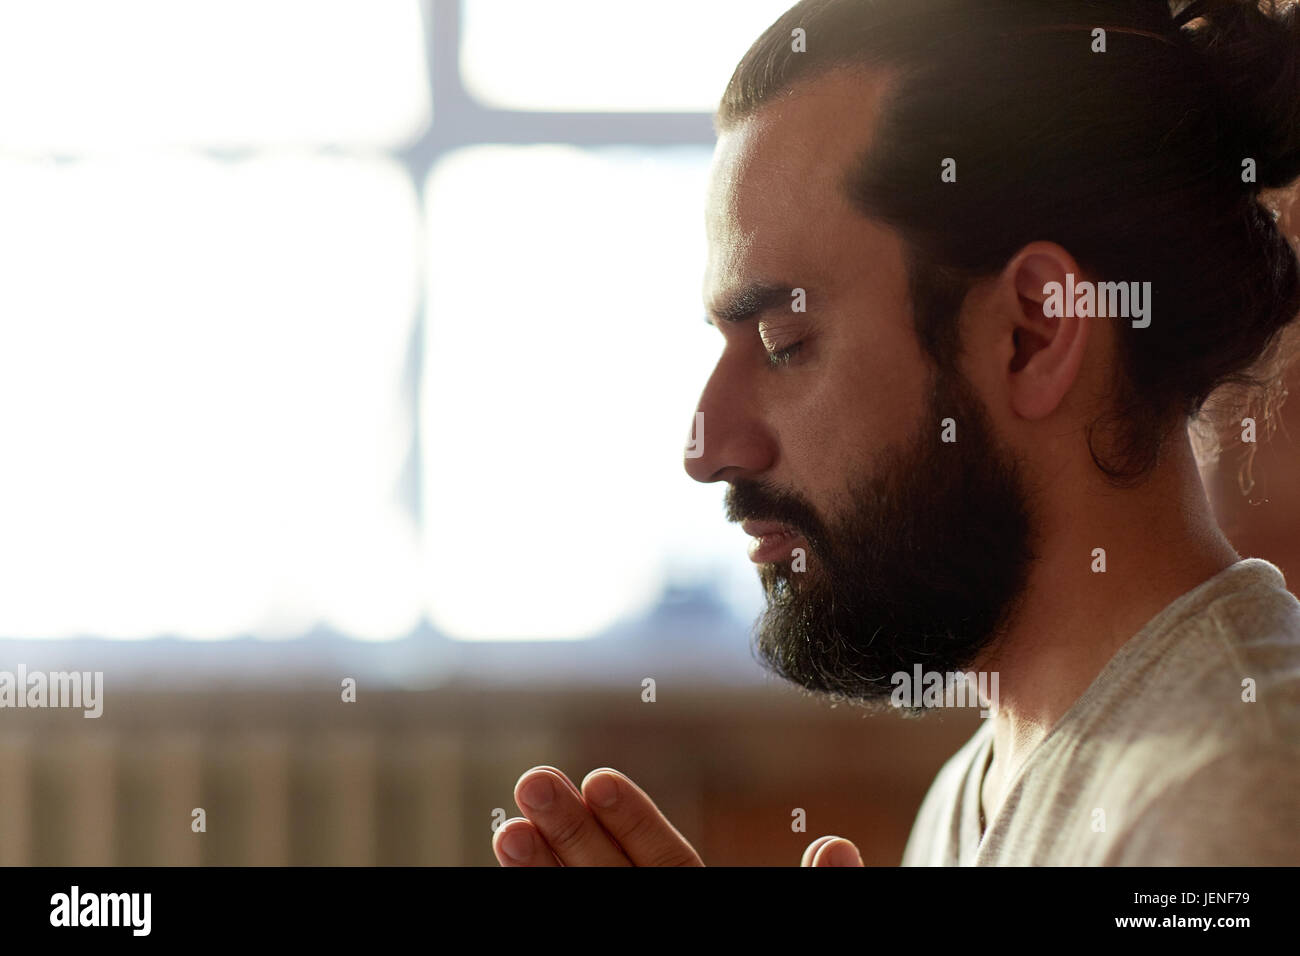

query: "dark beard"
left=726, top=366, right=1036, bottom=713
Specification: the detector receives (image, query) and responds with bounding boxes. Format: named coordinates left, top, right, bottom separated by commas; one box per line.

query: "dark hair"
left=719, top=0, right=1300, bottom=484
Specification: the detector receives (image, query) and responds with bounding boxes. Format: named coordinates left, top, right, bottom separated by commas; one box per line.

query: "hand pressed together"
left=492, top=765, right=862, bottom=867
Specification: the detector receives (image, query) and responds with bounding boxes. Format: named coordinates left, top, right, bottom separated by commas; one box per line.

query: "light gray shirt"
left=901, top=558, right=1300, bottom=865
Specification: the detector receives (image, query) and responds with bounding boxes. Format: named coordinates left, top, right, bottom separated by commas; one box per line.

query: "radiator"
left=0, top=725, right=469, bottom=865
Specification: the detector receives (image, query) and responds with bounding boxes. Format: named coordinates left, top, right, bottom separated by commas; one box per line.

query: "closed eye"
left=766, top=340, right=804, bottom=368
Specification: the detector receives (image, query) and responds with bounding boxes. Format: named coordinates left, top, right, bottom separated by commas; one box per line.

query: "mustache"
left=724, top=479, right=830, bottom=553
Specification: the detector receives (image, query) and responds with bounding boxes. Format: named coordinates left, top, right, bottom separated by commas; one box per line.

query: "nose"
left=683, top=354, right=776, bottom=484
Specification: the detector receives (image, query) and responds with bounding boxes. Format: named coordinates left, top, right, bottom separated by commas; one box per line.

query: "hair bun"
left=1177, top=0, right=1300, bottom=189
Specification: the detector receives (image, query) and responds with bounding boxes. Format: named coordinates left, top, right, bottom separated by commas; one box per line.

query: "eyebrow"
left=704, top=283, right=798, bottom=326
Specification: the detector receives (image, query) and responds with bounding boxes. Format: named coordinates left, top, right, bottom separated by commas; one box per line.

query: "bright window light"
left=422, top=145, right=761, bottom=640
left=461, top=0, right=794, bottom=112
left=0, top=155, right=423, bottom=640
left=0, top=0, right=430, bottom=151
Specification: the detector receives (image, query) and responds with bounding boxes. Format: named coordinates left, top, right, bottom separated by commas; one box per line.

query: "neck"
left=975, top=430, right=1239, bottom=802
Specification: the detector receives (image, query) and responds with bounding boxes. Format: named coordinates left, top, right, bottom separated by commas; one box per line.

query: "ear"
left=1001, top=241, right=1091, bottom=421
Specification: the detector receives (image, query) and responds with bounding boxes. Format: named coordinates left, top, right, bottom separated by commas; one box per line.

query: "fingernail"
left=826, top=841, right=861, bottom=866
left=501, top=827, right=534, bottom=861
left=520, top=774, right=554, bottom=809
left=585, top=773, right=619, bottom=808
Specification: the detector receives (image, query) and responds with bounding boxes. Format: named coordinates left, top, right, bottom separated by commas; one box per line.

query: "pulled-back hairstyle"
left=719, top=0, right=1300, bottom=484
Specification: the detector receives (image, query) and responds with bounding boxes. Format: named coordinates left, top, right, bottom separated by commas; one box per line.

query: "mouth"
left=740, top=519, right=806, bottom=565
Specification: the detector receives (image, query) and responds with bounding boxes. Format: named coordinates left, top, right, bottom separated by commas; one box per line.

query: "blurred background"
left=0, top=0, right=1294, bottom=866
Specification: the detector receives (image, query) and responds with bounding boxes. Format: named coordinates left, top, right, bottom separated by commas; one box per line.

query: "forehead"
left=706, top=67, right=895, bottom=293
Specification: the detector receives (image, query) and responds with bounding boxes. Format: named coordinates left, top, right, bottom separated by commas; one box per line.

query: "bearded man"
left=492, top=0, right=1300, bottom=867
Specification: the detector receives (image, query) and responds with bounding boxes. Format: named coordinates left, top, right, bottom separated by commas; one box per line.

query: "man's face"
left=688, top=69, right=1036, bottom=708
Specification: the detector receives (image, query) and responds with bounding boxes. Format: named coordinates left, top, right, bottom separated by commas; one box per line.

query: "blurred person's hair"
left=719, top=0, right=1300, bottom=485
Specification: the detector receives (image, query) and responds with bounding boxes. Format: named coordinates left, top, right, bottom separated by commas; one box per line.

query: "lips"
left=741, top=520, right=805, bottom=564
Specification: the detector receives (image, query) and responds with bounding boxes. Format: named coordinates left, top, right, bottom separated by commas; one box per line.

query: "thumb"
left=804, top=836, right=863, bottom=867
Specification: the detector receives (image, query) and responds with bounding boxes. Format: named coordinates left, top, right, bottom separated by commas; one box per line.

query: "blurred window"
left=0, top=0, right=774, bottom=644
left=461, top=0, right=792, bottom=112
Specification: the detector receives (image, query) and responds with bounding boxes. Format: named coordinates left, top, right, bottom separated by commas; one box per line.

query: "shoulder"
left=1112, top=560, right=1300, bottom=751
left=1092, top=561, right=1300, bottom=863
left=1101, top=745, right=1300, bottom=865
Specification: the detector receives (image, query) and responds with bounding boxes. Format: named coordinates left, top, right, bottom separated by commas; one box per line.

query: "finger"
left=811, top=837, right=863, bottom=867
left=801, top=835, right=839, bottom=867
left=525, top=765, right=584, bottom=801
left=579, top=769, right=704, bottom=867
left=515, top=767, right=633, bottom=866
left=493, top=817, right=560, bottom=867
